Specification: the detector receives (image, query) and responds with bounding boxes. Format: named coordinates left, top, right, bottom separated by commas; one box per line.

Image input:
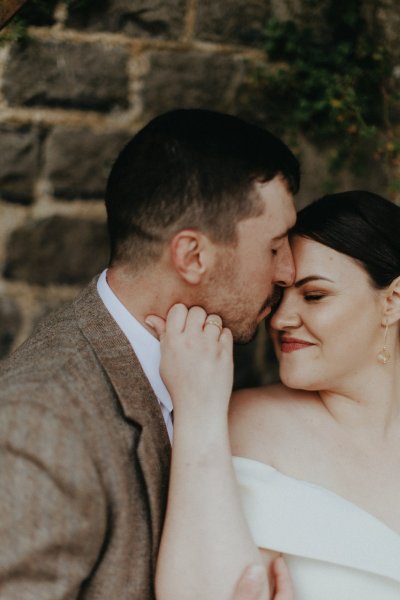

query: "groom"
left=0, top=109, right=299, bottom=599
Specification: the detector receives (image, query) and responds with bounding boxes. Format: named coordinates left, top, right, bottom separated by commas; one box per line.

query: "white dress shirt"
left=97, top=270, right=173, bottom=443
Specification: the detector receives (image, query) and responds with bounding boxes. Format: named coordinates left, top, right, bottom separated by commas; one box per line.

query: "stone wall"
left=0, top=0, right=398, bottom=384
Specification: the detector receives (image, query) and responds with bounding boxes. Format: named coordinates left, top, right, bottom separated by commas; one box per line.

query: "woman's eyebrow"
left=294, top=275, right=334, bottom=287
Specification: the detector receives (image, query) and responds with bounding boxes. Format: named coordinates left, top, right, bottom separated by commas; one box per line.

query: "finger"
left=231, top=564, right=266, bottom=600
left=203, top=313, right=223, bottom=338
left=272, top=557, right=294, bottom=600
left=145, top=315, right=166, bottom=340
left=220, top=327, right=233, bottom=346
left=185, top=306, right=208, bottom=335
left=165, top=303, right=188, bottom=334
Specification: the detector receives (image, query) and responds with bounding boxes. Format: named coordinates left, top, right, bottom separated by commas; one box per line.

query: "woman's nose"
left=270, top=293, right=301, bottom=331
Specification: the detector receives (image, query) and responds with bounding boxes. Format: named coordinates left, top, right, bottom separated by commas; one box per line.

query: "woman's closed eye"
left=303, top=291, right=326, bottom=301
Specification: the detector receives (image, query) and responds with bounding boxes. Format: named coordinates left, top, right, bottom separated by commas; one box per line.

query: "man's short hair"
left=105, top=109, right=300, bottom=268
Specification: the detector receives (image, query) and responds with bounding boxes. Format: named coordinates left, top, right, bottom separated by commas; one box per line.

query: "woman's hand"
left=146, top=304, right=233, bottom=421
left=151, top=305, right=286, bottom=600
left=232, top=558, right=293, bottom=600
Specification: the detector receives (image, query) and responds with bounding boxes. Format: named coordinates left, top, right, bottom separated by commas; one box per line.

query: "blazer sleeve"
left=0, top=400, right=108, bottom=599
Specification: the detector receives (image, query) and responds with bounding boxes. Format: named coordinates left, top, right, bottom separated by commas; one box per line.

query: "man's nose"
left=273, top=243, right=295, bottom=287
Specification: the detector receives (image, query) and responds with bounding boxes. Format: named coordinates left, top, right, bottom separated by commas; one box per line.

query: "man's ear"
left=382, top=275, right=400, bottom=325
left=170, top=230, right=213, bottom=284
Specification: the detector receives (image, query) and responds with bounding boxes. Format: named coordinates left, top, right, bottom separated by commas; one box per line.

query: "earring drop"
left=377, top=321, right=390, bottom=364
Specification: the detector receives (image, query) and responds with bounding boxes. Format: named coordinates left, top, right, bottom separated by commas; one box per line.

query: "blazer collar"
left=74, top=277, right=171, bottom=559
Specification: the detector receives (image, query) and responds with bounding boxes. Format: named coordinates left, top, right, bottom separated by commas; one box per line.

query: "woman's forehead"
left=291, top=236, right=368, bottom=284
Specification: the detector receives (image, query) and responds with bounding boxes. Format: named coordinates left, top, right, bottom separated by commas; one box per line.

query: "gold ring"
left=205, top=317, right=223, bottom=333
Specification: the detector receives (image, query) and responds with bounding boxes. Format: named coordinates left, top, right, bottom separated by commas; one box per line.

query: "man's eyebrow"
left=294, top=275, right=334, bottom=287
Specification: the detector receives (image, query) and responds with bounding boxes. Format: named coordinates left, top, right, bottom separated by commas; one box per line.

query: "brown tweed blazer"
left=0, top=278, right=171, bottom=599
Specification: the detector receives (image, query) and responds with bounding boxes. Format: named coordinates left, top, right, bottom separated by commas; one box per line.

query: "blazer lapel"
left=74, top=278, right=171, bottom=560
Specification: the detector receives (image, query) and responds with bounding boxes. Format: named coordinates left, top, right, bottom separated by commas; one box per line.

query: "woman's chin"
left=279, top=367, right=320, bottom=391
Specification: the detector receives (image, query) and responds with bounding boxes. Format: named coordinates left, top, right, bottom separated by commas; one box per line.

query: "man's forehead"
left=255, top=177, right=296, bottom=209
left=266, top=198, right=297, bottom=237
left=242, top=177, right=296, bottom=236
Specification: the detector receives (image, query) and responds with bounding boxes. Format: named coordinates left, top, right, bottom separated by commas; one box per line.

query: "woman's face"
left=270, top=236, right=385, bottom=391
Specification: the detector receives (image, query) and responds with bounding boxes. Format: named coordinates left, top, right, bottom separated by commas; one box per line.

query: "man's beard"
left=230, top=287, right=283, bottom=345
left=203, top=252, right=283, bottom=344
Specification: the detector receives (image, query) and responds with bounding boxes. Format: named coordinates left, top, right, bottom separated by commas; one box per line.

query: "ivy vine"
left=252, top=0, right=400, bottom=195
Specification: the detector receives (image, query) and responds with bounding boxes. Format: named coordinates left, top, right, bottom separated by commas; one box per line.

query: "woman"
left=150, top=191, right=400, bottom=600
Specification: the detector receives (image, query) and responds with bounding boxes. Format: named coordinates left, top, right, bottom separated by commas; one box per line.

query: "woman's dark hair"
left=293, top=191, right=400, bottom=288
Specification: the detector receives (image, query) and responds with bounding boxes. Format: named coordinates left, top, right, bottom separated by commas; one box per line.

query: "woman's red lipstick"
left=281, top=337, right=315, bottom=353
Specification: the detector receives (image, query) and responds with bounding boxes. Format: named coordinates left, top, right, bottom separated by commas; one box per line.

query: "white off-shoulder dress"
left=233, top=456, right=400, bottom=599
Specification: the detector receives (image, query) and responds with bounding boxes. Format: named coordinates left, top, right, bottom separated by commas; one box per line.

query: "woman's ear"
left=382, top=275, right=400, bottom=325
left=169, top=230, right=213, bottom=285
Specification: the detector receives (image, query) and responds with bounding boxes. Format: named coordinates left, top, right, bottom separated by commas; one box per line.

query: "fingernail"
left=145, top=318, right=154, bottom=328
left=243, top=564, right=264, bottom=583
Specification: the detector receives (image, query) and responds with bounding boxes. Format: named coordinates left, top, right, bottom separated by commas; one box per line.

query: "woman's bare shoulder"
left=230, top=383, right=312, bottom=416
left=229, top=384, right=317, bottom=461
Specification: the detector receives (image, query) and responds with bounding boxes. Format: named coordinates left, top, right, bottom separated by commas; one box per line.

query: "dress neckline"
left=233, top=455, right=400, bottom=539
left=233, top=456, right=400, bottom=540
left=234, top=455, right=400, bottom=583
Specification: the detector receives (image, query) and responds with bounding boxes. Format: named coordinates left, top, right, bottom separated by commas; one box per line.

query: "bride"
left=149, top=190, right=400, bottom=600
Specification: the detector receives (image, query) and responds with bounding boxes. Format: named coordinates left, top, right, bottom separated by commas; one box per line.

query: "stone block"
left=18, top=0, right=59, bottom=26
left=4, top=216, right=109, bottom=285
left=0, top=295, right=21, bottom=358
left=44, top=127, right=131, bottom=199
left=3, top=38, right=129, bottom=112
left=141, top=51, right=248, bottom=118
left=270, top=0, right=331, bottom=33
left=195, top=0, right=272, bottom=46
left=230, top=60, right=285, bottom=130
left=67, top=0, right=186, bottom=39
left=0, top=125, right=39, bottom=205
left=295, top=135, right=389, bottom=209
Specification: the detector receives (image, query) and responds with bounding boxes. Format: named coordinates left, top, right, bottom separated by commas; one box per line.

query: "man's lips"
left=280, top=337, right=315, bottom=353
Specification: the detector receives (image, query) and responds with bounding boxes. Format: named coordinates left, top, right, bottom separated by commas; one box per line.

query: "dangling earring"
left=377, top=321, right=390, bottom=364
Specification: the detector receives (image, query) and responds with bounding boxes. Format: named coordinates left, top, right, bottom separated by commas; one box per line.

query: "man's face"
left=203, top=176, right=296, bottom=343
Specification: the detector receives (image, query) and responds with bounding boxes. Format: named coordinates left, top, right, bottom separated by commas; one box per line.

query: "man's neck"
left=106, top=265, right=185, bottom=337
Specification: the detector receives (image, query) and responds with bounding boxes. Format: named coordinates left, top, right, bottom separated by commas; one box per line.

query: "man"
left=0, top=109, right=299, bottom=599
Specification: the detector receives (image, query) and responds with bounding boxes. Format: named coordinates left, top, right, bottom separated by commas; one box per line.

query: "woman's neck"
left=318, top=359, right=400, bottom=440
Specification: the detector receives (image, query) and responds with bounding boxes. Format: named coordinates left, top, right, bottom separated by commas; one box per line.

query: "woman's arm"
left=147, top=305, right=272, bottom=600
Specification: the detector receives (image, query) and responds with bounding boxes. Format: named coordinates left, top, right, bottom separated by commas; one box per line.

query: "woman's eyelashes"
left=303, top=291, right=326, bottom=302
